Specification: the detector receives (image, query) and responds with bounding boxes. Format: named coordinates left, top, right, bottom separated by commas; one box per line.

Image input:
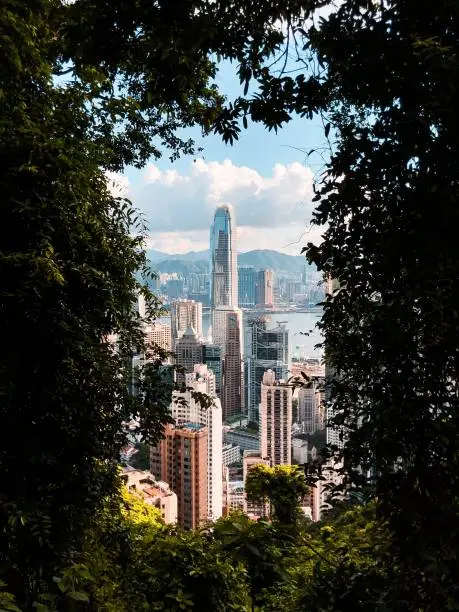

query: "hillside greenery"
left=27, top=471, right=390, bottom=612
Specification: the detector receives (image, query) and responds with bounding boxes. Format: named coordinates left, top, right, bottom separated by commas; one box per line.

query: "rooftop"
left=182, top=422, right=206, bottom=431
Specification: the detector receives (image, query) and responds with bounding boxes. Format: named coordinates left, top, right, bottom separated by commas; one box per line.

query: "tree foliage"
left=245, top=464, right=309, bottom=526
left=205, top=1, right=459, bottom=607
left=3, top=0, right=459, bottom=608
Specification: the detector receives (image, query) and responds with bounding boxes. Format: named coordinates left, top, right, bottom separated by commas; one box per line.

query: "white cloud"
left=105, top=171, right=129, bottom=198
left=131, top=159, right=315, bottom=235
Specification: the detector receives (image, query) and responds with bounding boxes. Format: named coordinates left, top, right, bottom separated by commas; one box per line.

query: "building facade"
left=245, top=318, right=289, bottom=423
left=260, top=370, right=292, bottom=465
left=145, top=322, right=172, bottom=354
left=174, top=326, right=204, bottom=384
left=122, top=467, right=177, bottom=524
left=210, top=204, right=238, bottom=308
left=202, top=342, right=222, bottom=396
left=224, top=428, right=259, bottom=453
left=256, top=269, right=274, bottom=307
left=297, top=379, right=325, bottom=434
left=238, top=266, right=258, bottom=308
left=212, top=306, right=244, bottom=420
left=171, top=299, right=203, bottom=345
left=150, top=423, right=208, bottom=530
left=222, top=443, right=241, bottom=466
left=171, top=365, right=223, bottom=521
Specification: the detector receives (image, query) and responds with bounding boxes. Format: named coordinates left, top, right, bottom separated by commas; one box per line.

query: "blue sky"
left=116, top=61, right=327, bottom=255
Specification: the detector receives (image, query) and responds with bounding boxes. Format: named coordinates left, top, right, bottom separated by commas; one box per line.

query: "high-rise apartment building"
left=245, top=318, right=289, bottom=423
left=170, top=365, right=223, bottom=520
left=150, top=422, right=208, bottom=530
left=260, top=370, right=292, bottom=465
left=171, top=299, right=203, bottom=345
left=145, top=322, right=172, bottom=354
left=212, top=306, right=244, bottom=420
left=210, top=205, right=238, bottom=308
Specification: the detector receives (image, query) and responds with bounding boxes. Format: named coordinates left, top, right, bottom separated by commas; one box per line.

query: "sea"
left=161, top=310, right=323, bottom=360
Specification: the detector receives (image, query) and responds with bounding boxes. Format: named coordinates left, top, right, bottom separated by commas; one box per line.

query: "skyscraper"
left=171, top=299, right=203, bottom=345
left=260, top=370, right=292, bottom=465
left=210, top=205, right=238, bottom=308
left=238, top=266, right=257, bottom=308
left=212, top=306, right=244, bottom=420
left=245, top=318, right=289, bottom=423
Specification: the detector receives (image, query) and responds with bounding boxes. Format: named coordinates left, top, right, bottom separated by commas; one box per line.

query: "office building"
left=174, top=326, right=204, bottom=385
left=238, top=267, right=258, bottom=308
left=202, top=342, right=222, bottom=395
left=260, top=370, right=292, bottom=465
left=170, top=365, right=223, bottom=521
left=150, top=422, right=208, bottom=530
left=171, top=299, right=203, bottom=345
left=245, top=318, right=289, bottom=423
left=290, top=359, right=325, bottom=379
left=297, top=379, right=325, bottom=434
left=228, top=481, right=245, bottom=511
left=212, top=306, right=244, bottom=420
left=210, top=204, right=238, bottom=307
left=256, top=269, right=274, bottom=307
left=122, top=467, right=177, bottom=524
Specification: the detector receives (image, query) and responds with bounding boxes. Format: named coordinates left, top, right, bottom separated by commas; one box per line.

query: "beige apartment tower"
left=260, top=370, right=292, bottom=465
left=145, top=322, right=172, bottom=354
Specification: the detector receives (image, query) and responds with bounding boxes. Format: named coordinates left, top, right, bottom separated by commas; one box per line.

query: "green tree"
left=245, top=464, right=309, bottom=526
left=214, top=1, right=459, bottom=607
left=79, top=489, right=250, bottom=612
left=0, top=0, right=310, bottom=604
left=213, top=512, right=288, bottom=611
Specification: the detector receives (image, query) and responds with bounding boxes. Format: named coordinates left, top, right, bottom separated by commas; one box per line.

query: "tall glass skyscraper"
left=210, top=205, right=238, bottom=307
left=244, top=317, right=289, bottom=424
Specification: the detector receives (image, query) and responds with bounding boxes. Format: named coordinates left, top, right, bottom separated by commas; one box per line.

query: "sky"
left=109, top=61, right=329, bottom=256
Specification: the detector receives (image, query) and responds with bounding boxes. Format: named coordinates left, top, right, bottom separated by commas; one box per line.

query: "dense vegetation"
left=27, top=470, right=389, bottom=611
left=1, top=0, right=459, bottom=609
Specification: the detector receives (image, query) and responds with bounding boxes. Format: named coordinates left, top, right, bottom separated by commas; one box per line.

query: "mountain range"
left=146, top=249, right=311, bottom=276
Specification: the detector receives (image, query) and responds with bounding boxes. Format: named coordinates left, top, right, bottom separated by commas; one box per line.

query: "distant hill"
left=146, top=248, right=311, bottom=276
left=155, top=259, right=208, bottom=275
left=147, top=249, right=209, bottom=263
left=238, top=250, right=307, bottom=274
